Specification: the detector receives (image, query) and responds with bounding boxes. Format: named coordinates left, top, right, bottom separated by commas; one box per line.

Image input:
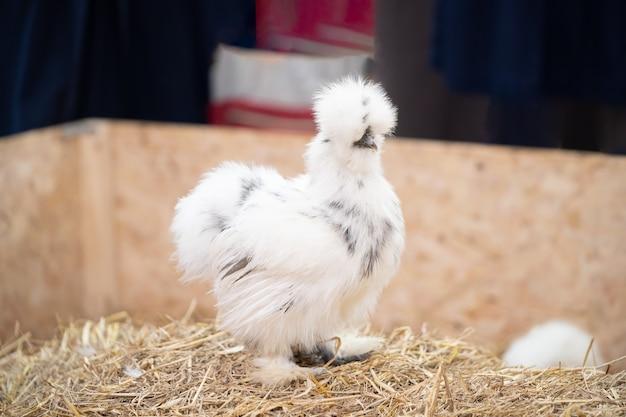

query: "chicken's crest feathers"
left=313, top=77, right=397, bottom=143
left=306, top=77, right=397, bottom=177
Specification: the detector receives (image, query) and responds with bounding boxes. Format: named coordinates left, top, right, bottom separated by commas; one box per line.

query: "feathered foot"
left=251, top=356, right=325, bottom=386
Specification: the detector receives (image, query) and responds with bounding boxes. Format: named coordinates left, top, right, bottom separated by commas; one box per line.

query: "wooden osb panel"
left=0, top=127, right=83, bottom=338
left=1, top=120, right=625, bottom=367
left=78, top=123, right=117, bottom=317
left=377, top=141, right=626, bottom=365
left=106, top=122, right=626, bottom=365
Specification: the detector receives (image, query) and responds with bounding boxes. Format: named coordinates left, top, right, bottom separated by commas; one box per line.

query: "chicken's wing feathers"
left=170, top=162, right=287, bottom=282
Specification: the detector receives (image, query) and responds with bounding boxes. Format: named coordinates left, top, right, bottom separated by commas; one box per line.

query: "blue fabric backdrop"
left=432, top=0, right=626, bottom=103
left=0, top=0, right=255, bottom=137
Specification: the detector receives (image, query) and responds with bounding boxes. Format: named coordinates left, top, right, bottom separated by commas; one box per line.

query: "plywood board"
left=105, top=122, right=626, bottom=364
left=1, top=120, right=624, bottom=367
left=0, top=127, right=83, bottom=337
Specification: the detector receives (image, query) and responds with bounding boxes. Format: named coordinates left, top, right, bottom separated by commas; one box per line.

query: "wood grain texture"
left=79, top=122, right=117, bottom=317
left=0, top=126, right=83, bottom=338
left=377, top=140, right=626, bottom=365
left=1, top=120, right=624, bottom=367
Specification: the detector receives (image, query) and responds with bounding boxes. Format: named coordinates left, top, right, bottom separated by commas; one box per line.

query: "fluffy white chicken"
left=503, top=320, right=605, bottom=368
left=171, top=77, right=404, bottom=385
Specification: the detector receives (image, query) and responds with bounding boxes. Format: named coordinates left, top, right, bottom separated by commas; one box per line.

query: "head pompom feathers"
left=313, top=77, right=397, bottom=142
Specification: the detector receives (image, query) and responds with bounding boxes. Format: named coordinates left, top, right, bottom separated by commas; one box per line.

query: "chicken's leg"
left=293, top=334, right=382, bottom=367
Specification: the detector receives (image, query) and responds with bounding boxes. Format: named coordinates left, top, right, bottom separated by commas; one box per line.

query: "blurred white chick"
left=171, top=77, right=405, bottom=385
left=503, top=320, right=605, bottom=368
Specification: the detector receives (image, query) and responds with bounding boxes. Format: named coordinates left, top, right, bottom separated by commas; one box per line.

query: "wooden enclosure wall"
left=1, top=120, right=625, bottom=366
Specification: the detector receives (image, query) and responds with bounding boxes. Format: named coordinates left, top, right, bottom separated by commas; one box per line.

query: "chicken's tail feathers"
left=313, top=76, right=397, bottom=141
left=169, top=228, right=217, bottom=284
left=169, top=162, right=268, bottom=284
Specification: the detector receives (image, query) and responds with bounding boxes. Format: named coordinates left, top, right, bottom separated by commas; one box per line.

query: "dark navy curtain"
left=0, top=0, right=255, bottom=137
left=431, top=0, right=626, bottom=152
left=432, top=0, right=626, bottom=103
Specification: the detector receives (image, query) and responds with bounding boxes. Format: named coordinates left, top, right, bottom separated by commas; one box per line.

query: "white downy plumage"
left=502, top=320, right=605, bottom=368
left=171, top=77, right=404, bottom=385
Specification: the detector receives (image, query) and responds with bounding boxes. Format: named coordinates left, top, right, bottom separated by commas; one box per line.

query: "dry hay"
left=1, top=312, right=624, bottom=417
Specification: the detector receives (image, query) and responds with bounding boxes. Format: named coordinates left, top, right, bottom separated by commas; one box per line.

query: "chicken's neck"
left=305, top=158, right=385, bottom=203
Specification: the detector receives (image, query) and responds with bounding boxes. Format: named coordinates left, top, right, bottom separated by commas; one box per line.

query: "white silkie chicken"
left=170, top=77, right=404, bottom=385
left=503, top=320, right=605, bottom=368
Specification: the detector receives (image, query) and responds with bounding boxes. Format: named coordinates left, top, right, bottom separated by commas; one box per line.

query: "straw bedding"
left=1, top=312, right=624, bottom=416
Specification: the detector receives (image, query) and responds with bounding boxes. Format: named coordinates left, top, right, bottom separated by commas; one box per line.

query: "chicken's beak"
left=353, top=128, right=377, bottom=150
